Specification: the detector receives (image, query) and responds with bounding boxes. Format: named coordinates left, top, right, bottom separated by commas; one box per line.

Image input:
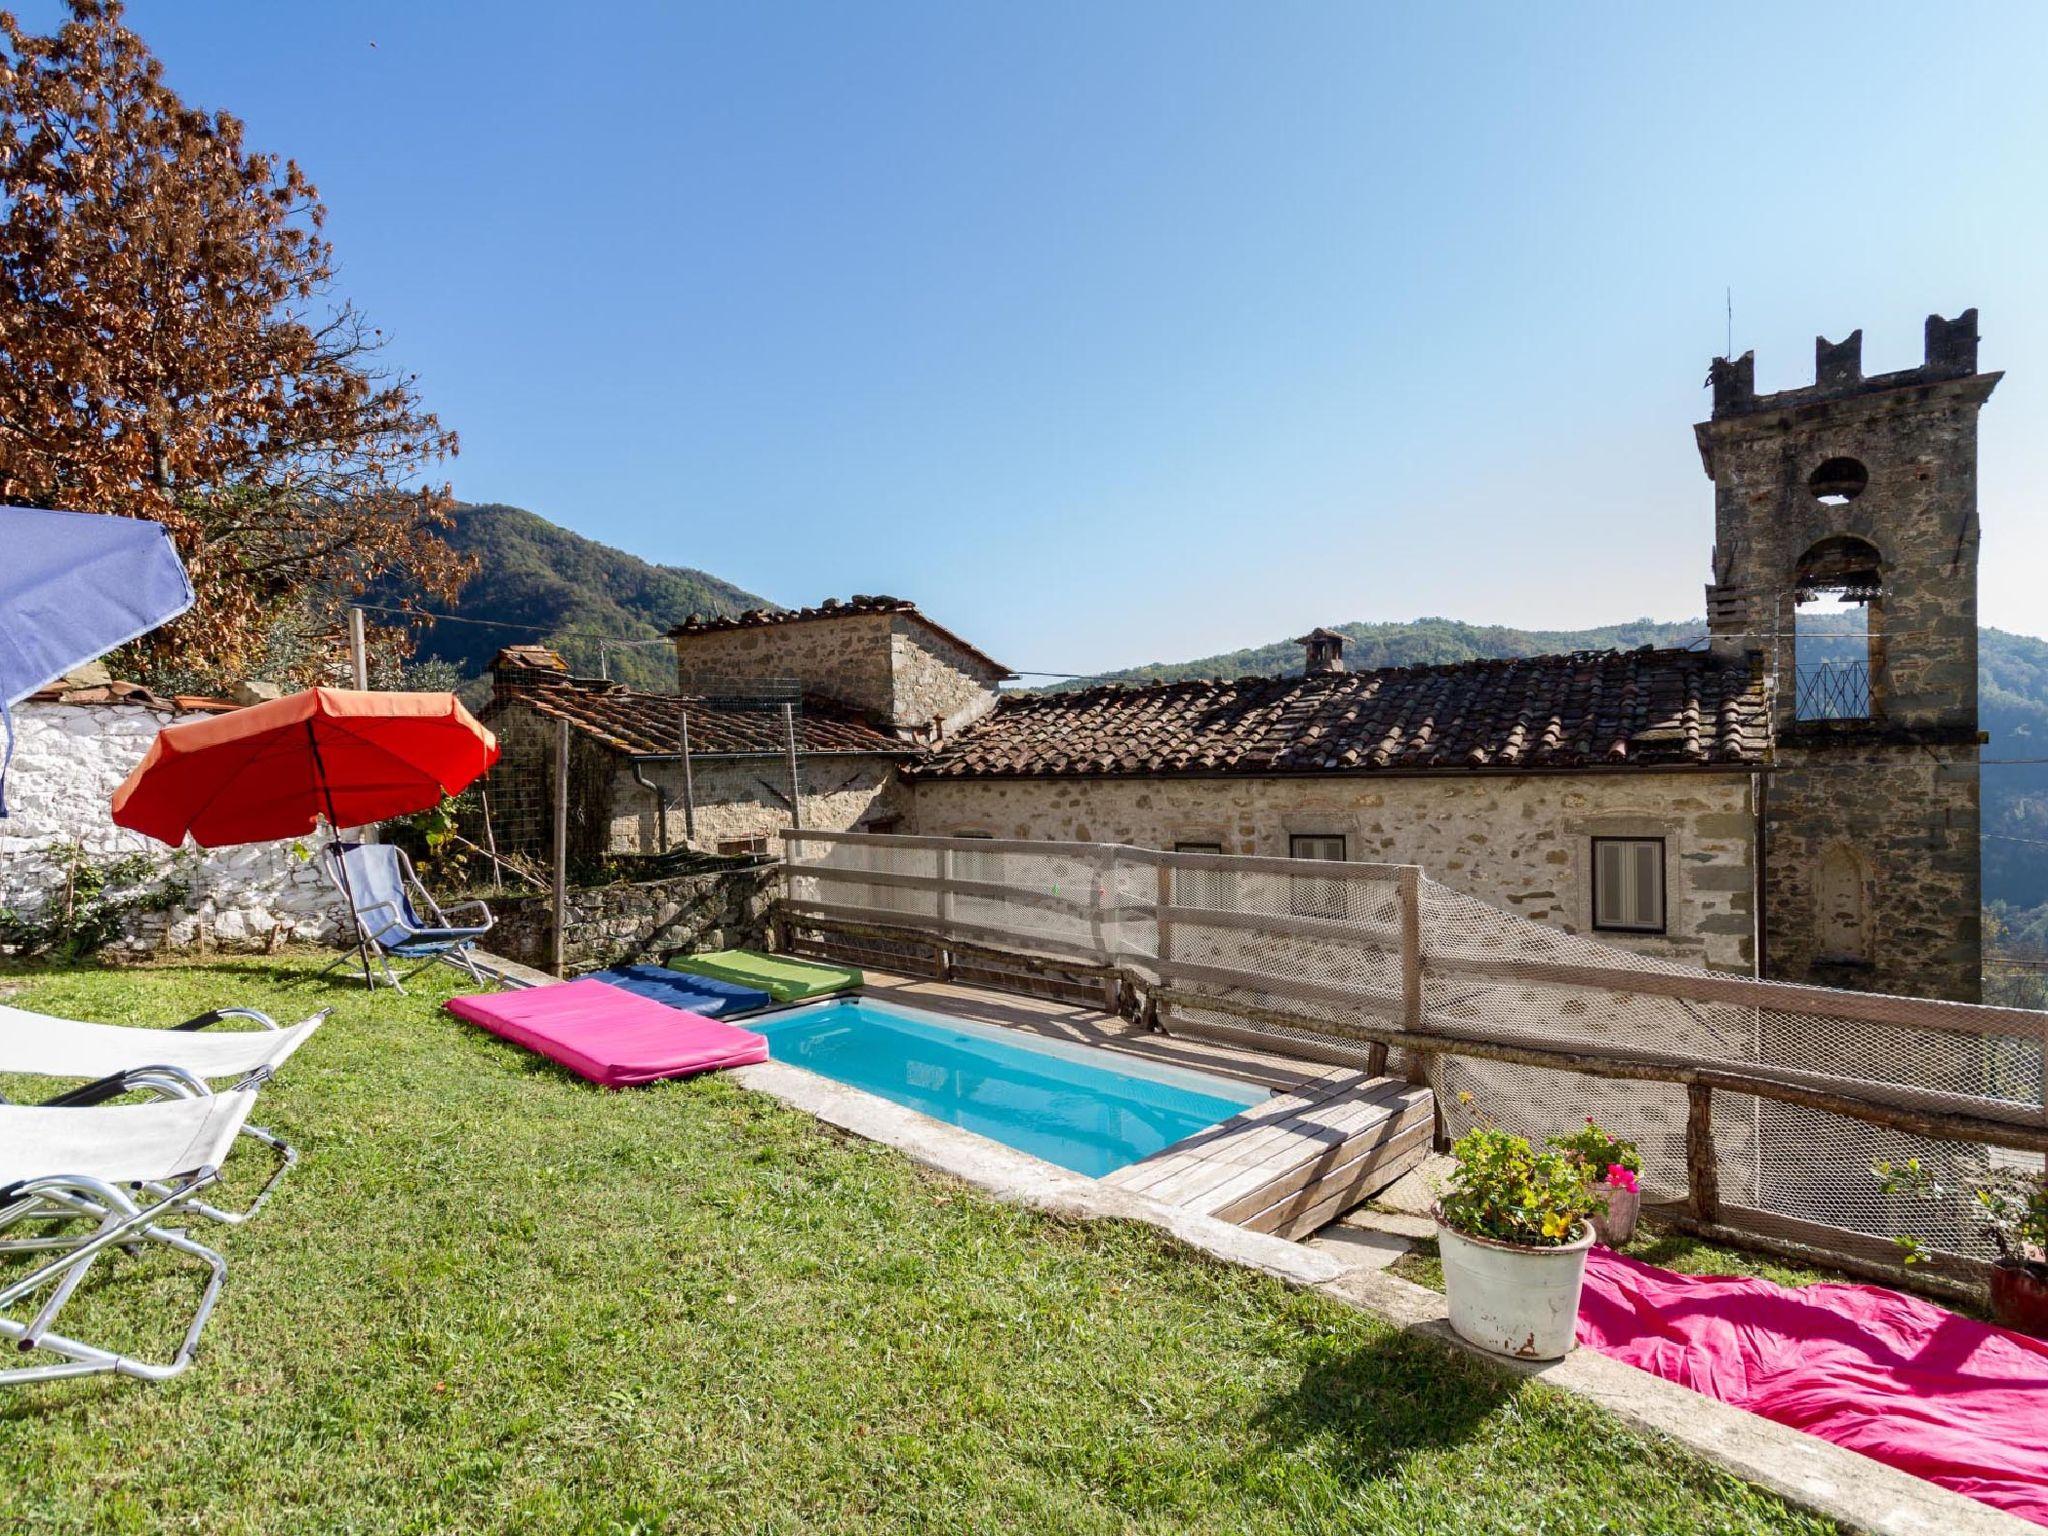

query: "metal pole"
left=782, top=702, right=802, bottom=832
left=678, top=708, right=696, bottom=845
left=308, top=721, right=372, bottom=985
left=348, top=607, right=369, bottom=690
left=551, top=716, right=570, bottom=979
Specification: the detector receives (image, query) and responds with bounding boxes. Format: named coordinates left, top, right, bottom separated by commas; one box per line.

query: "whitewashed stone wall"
left=903, top=771, right=1761, bottom=972
left=0, top=701, right=346, bottom=951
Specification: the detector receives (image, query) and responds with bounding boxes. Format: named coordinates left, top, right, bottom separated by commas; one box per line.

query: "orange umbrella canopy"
left=111, top=689, right=500, bottom=848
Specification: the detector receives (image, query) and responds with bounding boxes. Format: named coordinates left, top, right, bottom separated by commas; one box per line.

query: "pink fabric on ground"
left=446, top=978, right=767, bottom=1089
left=1577, top=1246, right=2048, bottom=1524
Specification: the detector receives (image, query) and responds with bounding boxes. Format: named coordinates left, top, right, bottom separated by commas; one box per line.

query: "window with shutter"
left=1591, top=837, right=1666, bottom=933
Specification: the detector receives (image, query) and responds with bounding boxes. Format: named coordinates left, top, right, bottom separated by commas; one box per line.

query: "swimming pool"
left=751, top=998, right=1266, bottom=1177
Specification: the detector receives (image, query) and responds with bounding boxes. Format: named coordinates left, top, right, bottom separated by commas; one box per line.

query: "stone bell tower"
left=1695, top=312, right=1998, bottom=1001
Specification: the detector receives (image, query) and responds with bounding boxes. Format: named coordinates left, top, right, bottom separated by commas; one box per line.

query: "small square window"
left=1171, top=842, right=1227, bottom=907
left=717, top=835, right=770, bottom=858
left=1288, top=834, right=1347, bottom=919
left=1592, top=837, right=1666, bottom=933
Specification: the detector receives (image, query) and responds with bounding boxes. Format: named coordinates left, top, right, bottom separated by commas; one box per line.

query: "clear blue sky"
left=60, top=2, right=2048, bottom=672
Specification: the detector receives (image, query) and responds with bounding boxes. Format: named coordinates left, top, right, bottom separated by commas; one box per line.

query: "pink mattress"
left=1578, top=1247, right=2048, bottom=1524
left=445, top=978, right=768, bottom=1088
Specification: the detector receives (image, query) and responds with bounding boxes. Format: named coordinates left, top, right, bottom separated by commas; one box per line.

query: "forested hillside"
left=1067, top=616, right=2048, bottom=912
left=370, top=504, right=771, bottom=695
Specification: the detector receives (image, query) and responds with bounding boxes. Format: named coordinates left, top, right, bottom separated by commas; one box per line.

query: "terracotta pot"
left=1591, top=1183, right=1640, bottom=1247
left=1434, top=1207, right=1595, bottom=1361
left=1989, top=1262, right=2048, bottom=1338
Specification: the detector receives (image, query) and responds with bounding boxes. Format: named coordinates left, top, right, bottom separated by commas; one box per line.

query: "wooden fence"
left=774, top=828, right=2048, bottom=1295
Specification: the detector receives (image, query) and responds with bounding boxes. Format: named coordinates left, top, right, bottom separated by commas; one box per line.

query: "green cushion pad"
left=667, top=948, right=862, bottom=1003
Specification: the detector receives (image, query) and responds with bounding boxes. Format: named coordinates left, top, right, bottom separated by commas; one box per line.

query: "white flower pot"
left=1434, top=1210, right=1595, bottom=1361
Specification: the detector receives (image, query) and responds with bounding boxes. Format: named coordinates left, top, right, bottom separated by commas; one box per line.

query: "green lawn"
left=0, top=957, right=1836, bottom=1535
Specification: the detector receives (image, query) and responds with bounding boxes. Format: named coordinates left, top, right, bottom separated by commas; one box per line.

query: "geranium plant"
left=1546, top=1120, right=1643, bottom=1185
left=1439, top=1126, right=1597, bottom=1248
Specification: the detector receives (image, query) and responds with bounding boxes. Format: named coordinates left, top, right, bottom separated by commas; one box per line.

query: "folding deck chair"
left=0, top=1089, right=257, bottom=1385
left=0, top=1002, right=326, bottom=1224
left=322, top=841, right=494, bottom=991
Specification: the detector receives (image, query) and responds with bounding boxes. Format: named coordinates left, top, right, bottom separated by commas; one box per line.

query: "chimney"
left=1295, top=627, right=1348, bottom=677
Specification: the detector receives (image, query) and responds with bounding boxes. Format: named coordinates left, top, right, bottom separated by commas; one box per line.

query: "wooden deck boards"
left=855, top=969, right=1436, bottom=1241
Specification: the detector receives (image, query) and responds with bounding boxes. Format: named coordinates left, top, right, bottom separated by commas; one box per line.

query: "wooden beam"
left=1643, top=1200, right=1992, bottom=1300
left=550, top=716, right=570, bottom=980
left=1434, top=952, right=2048, bottom=1041
left=1150, top=987, right=2048, bottom=1152
left=1685, top=1083, right=1718, bottom=1223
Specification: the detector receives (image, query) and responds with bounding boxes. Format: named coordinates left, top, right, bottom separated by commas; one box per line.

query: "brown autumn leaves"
left=0, top=0, right=470, bottom=684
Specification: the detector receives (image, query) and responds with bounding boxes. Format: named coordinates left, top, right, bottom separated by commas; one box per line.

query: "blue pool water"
left=752, top=999, right=1265, bottom=1176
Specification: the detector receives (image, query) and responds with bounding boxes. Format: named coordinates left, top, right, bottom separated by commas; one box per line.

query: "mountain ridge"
left=373, top=503, right=774, bottom=695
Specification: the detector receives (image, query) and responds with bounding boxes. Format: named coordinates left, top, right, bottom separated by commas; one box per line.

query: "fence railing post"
left=1088, top=848, right=1119, bottom=1013
left=934, top=846, right=953, bottom=980
left=551, top=716, right=570, bottom=979
left=1686, top=1082, right=1720, bottom=1223
left=1397, top=865, right=1433, bottom=1128
left=1152, top=857, right=1174, bottom=1032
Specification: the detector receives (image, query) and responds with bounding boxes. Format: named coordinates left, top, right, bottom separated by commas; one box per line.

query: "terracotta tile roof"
left=667, top=594, right=1013, bottom=677
left=498, top=677, right=911, bottom=758
left=912, top=649, right=1769, bottom=780
left=26, top=680, right=238, bottom=714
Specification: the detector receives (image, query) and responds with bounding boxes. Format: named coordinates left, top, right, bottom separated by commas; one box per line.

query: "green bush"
left=0, top=843, right=189, bottom=961
left=1546, top=1120, right=1643, bottom=1183
left=1439, top=1126, right=1597, bottom=1248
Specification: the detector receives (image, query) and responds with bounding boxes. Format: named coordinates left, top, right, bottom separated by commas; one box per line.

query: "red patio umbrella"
left=111, top=688, right=499, bottom=848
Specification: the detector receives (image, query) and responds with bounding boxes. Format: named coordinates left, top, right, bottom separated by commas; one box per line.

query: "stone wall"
left=670, top=610, right=1003, bottom=732
left=488, top=862, right=776, bottom=973
left=0, top=700, right=345, bottom=950
left=1762, top=740, right=1980, bottom=1001
left=888, top=614, right=1003, bottom=735
left=1698, top=314, right=1993, bottom=1000
left=903, top=770, right=1760, bottom=972
left=606, top=754, right=907, bottom=855
left=672, top=612, right=898, bottom=722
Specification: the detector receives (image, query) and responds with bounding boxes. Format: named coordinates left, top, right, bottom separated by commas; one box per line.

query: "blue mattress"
left=586, top=964, right=773, bottom=1019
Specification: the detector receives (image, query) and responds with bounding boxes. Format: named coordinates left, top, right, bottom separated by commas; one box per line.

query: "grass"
left=0, top=956, right=1840, bottom=1536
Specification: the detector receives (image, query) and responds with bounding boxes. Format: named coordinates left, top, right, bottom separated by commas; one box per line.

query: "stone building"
left=903, top=647, right=1770, bottom=973
left=668, top=595, right=1011, bottom=739
left=491, top=311, right=1993, bottom=999
left=479, top=643, right=917, bottom=866
left=1699, top=312, right=1995, bottom=1000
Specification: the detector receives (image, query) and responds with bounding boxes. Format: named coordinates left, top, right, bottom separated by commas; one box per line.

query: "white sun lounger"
left=0, top=1091, right=255, bottom=1385
left=0, top=1002, right=327, bottom=1223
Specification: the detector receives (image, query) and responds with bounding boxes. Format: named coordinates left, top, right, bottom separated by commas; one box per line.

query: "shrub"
left=0, top=843, right=189, bottom=961
left=1875, top=1158, right=2048, bottom=1278
left=1439, top=1126, right=1597, bottom=1248
left=1546, top=1120, right=1643, bottom=1183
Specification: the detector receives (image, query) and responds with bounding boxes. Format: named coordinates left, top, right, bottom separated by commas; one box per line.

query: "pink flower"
left=1606, top=1164, right=1639, bottom=1193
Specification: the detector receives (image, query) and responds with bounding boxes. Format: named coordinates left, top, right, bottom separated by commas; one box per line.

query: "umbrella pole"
left=308, top=722, right=375, bottom=988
